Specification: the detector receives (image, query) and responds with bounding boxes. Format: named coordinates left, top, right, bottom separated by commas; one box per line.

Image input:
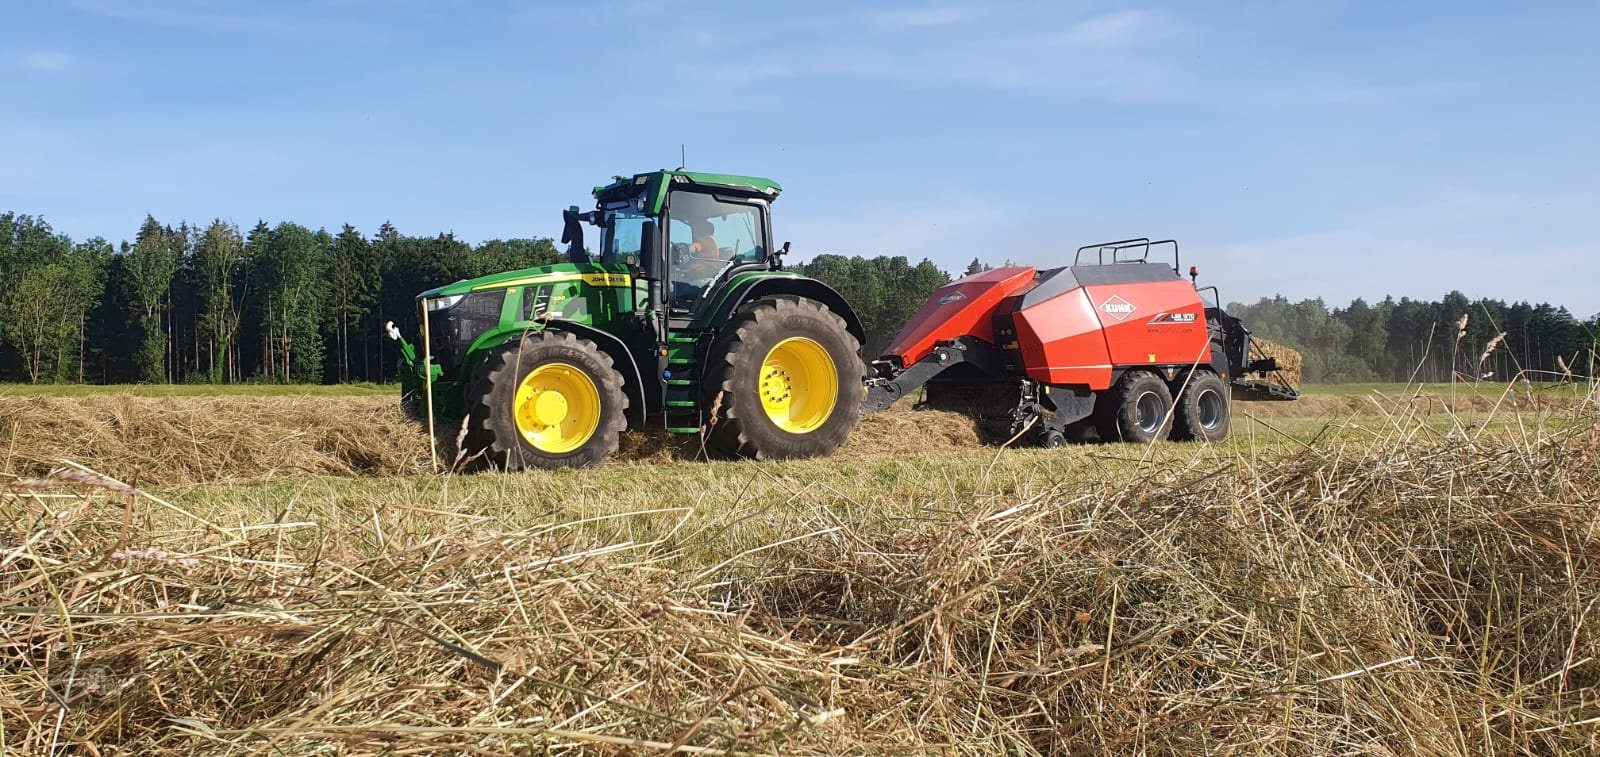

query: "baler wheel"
left=1172, top=371, right=1231, bottom=442
left=464, top=331, right=627, bottom=470
left=703, top=296, right=864, bottom=459
left=1095, top=371, right=1174, bottom=444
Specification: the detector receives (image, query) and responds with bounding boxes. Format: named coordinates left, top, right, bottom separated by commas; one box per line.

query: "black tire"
left=703, top=296, right=864, bottom=459
left=1094, top=371, right=1174, bottom=444
left=463, top=331, right=627, bottom=470
left=1171, top=371, right=1231, bottom=442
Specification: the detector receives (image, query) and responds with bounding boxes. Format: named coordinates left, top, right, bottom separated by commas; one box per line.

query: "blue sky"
left=4, top=1, right=1598, bottom=318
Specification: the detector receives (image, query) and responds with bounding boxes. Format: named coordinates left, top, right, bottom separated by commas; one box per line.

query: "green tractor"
left=392, top=170, right=866, bottom=469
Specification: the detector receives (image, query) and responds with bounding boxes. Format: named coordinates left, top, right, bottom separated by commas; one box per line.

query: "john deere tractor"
left=393, top=170, right=865, bottom=469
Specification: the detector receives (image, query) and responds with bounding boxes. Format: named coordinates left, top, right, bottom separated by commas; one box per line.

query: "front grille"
left=426, top=291, right=505, bottom=373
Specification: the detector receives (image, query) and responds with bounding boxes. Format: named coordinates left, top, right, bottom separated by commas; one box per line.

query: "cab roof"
left=593, top=170, right=782, bottom=216
left=593, top=170, right=781, bottom=198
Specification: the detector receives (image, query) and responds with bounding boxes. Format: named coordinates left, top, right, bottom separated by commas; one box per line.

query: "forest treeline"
left=0, top=212, right=563, bottom=385
left=1, top=212, right=1594, bottom=385
left=1228, top=294, right=1597, bottom=383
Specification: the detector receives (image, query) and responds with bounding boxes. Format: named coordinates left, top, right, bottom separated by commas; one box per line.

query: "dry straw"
left=1250, top=337, right=1304, bottom=389
left=3, top=383, right=1597, bottom=753
left=7, top=391, right=1575, bottom=485
left=0, top=395, right=433, bottom=484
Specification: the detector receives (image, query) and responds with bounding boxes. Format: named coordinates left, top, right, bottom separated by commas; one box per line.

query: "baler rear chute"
left=863, top=238, right=1298, bottom=446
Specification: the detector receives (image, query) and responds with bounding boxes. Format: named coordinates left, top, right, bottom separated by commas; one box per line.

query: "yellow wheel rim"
left=513, top=362, right=600, bottom=454
left=758, top=337, right=838, bottom=434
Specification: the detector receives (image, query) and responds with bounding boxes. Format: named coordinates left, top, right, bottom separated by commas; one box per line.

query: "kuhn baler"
left=863, top=239, right=1297, bottom=446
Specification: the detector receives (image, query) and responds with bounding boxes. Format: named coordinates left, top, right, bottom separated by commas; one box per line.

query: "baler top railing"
left=1074, top=238, right=1180, bottom=274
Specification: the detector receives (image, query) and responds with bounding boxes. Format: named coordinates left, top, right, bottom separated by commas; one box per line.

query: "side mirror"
left=561, top=207, right=589, bottom=264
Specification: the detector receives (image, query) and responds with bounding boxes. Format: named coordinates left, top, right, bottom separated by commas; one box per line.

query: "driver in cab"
left=672, top=219, right=732, bottom=303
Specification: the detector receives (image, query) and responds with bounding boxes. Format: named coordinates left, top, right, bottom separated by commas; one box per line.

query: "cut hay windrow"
left=2, top=390, right=1597, bottom=754
left=1, top=388, right=1585, bottom=485
left=0, top=395, right=991, bottom=484
left=0, top=395, right=434, bottom=484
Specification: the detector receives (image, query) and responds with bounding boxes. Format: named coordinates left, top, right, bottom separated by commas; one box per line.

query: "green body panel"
left=419, top=261, right=635, bottom=299
left=403, top=261, right=644, bottom=418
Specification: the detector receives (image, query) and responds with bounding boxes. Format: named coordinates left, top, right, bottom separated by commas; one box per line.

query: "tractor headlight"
left=426, top=295, right=465, bottom=312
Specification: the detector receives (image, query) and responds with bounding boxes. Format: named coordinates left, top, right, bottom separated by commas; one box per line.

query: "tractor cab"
left=568, top=171, right=785, bottom=320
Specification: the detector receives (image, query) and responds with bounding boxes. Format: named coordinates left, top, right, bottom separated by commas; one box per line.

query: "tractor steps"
left=663, top=331, right=705, bottom=434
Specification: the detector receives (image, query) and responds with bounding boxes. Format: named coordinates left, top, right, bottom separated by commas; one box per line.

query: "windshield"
left=667, top=191, right=765, bottom=309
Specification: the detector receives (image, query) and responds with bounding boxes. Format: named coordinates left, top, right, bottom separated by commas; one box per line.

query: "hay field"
left=3, top=384, right=1598, bottom=754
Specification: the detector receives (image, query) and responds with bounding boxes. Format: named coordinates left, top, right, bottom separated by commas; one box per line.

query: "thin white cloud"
left=671, top=6, right=1191, bottom=100
left=1059, top=9, right=1170, bottom=48
left=863, top=5, right=982, bottom=29
left=19, top=50, right=72, bottom=72
left=64, top=0, right=385, bottom=42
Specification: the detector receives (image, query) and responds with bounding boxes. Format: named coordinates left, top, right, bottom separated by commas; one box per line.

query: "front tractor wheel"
left=705, top=296, right=865, bottom=459
left=1095, top=371, right=1174, bottom=444
left=465, top=331, right=627, bottom=470
left=1172, top=371, right=1231, bottom=442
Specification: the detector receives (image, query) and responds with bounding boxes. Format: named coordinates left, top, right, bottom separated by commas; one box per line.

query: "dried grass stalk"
left=0, top=395, right=431, bottom=484
left=3, top=395, right=1597, bottom=754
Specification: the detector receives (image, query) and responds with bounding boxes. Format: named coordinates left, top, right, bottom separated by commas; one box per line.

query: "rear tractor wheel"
left=1095, top=371, right=1174, bottom=444
left=464, top=331, right=628, bottom=470
left=1172, top=371, right=1231, bottom=442
left=704, top=296, right=865, bottom=459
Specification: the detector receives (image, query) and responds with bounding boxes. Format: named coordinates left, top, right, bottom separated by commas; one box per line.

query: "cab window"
left=666, top=191, right=765, bottom=307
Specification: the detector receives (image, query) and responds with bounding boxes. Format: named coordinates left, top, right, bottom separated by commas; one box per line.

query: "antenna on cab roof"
left=677, top=144, right=685, bottom=171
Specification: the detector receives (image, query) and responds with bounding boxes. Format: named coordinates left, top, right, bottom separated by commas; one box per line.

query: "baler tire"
left=1172, top=371, right=1231, bottom=442
left=703, top=296, right=864, bottom=460
left=463, top=331, right=627, bottom=470
left=1095, top=371, right=1174, bottom=444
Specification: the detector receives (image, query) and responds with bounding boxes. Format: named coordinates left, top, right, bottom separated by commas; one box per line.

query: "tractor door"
left=662, top=190, right=771, bottom=316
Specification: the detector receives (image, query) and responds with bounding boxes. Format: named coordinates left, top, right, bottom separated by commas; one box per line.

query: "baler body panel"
left=1082, top=280, right=1211, bottom=369
left=1012, top=287, right=1114, bottom=387
left=884, top=262, right=1214, bottom=393
left=884, top=266, right=1037, bottom=366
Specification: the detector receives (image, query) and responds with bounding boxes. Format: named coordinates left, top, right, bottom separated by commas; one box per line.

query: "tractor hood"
left=416, top=261, right=633, bottom=301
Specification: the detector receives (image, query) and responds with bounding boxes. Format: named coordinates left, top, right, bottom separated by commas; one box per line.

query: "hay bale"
left=1250, top=336, right=1303, bottom=388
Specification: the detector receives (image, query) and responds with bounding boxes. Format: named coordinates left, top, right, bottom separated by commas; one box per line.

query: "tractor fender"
left=705, top=277, right=866, bottom=346
left=469, top=323, right=648, bottom=429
